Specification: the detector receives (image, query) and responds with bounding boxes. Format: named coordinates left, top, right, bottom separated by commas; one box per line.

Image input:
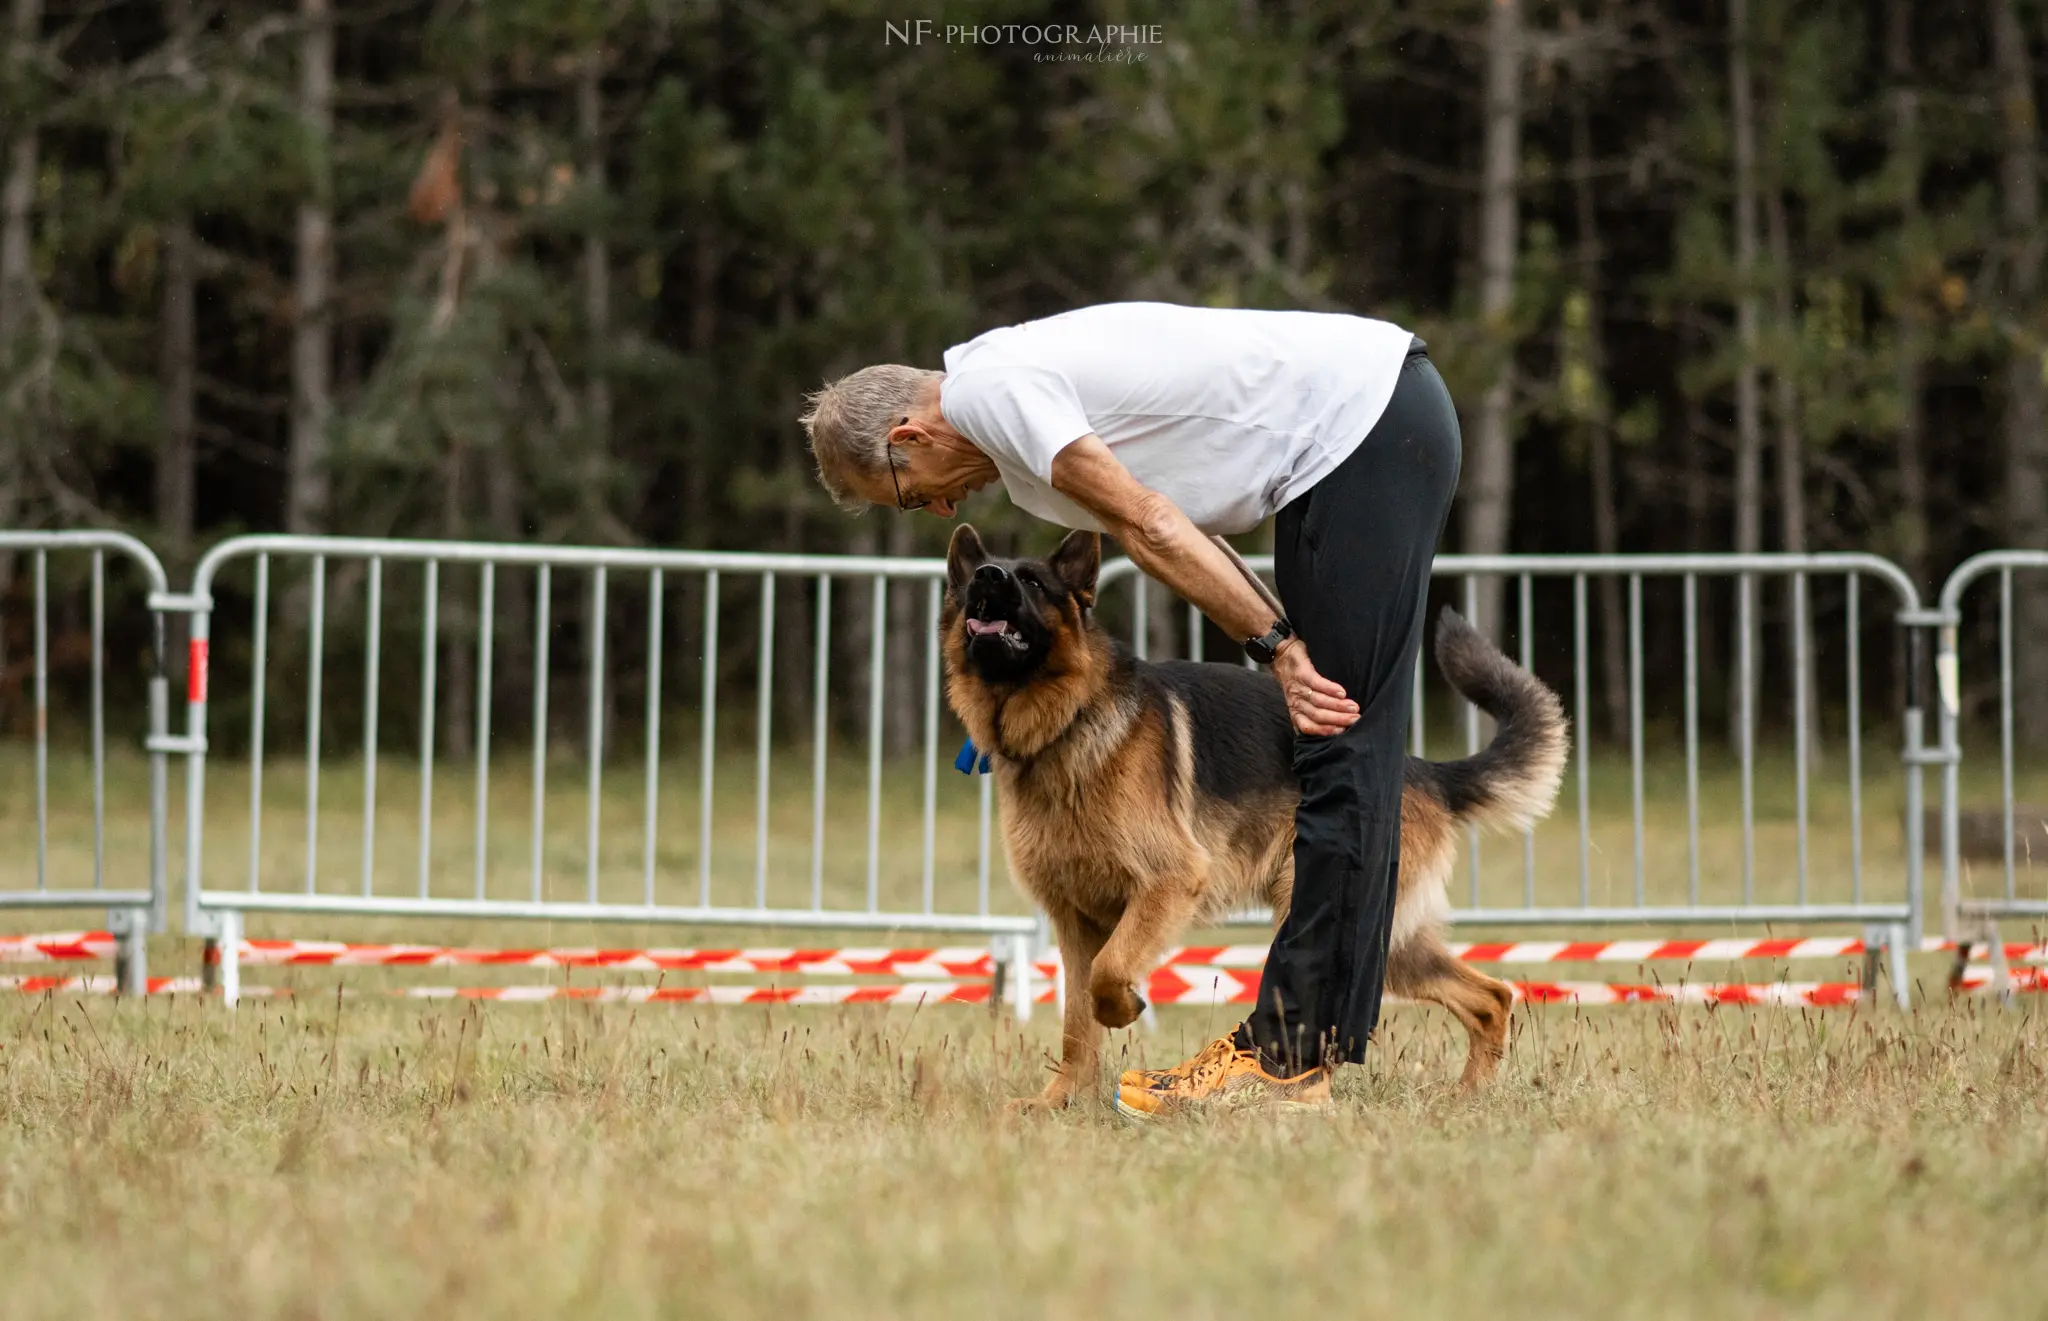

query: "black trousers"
left=1244, top=341, right=1462, bottom=1072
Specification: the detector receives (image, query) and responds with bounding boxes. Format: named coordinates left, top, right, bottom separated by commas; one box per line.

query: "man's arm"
left=1049, top=435, right=1359, bottom=735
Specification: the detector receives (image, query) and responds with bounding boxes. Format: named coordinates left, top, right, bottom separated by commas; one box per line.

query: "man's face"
left=859, top=429, right=994, bottom=519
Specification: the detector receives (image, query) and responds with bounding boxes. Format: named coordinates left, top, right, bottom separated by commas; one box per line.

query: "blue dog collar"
left=953, top=738, right=992, bottom=775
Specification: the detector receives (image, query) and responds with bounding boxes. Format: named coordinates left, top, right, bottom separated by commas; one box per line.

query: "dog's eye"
left=1017, top=570, right=1042, bottom=591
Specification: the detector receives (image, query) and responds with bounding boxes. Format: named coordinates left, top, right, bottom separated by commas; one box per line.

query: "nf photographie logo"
left=884, top=20, right=1163, bottom=62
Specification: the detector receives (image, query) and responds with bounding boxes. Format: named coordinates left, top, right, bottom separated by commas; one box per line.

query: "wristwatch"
left=1243, top=619, right=1295, bottom=665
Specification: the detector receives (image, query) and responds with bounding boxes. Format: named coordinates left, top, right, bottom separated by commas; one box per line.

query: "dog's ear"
left=1047, top=530, right=1101, bottom=607
left=946, top=524, right=989, bottom=595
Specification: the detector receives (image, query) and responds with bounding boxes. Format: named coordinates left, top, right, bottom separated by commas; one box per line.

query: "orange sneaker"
left=1118, top=1033, right=1239, bottom=1092
left=1115, top=1037, right=1332, bottom=1122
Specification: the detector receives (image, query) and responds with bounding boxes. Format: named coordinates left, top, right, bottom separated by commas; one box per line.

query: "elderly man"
left=800, top=302, right=1460, bottom=1115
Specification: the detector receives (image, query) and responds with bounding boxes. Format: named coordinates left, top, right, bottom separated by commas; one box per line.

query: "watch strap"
left=1243, top=619, right=1294, bottom=665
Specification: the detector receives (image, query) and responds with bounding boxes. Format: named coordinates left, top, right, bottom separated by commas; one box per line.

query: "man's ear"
left=946, top=524, right=989, bottom=595
left=1047, top=530, right=1101, bottom=607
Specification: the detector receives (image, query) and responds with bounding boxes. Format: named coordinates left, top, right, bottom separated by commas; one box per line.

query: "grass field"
left=1, top=992, right=2045, bottom=1318
left=4, top=739, right=2048, bottom=1315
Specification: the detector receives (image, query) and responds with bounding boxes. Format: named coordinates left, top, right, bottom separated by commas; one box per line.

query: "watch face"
left=1244, top=621, right=1289, bottom=664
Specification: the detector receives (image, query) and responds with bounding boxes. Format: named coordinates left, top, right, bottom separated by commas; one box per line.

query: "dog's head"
left=942, top=524, right=1101, bottom=686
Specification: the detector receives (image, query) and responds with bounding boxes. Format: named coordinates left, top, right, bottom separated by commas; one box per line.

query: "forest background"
left=4, top=0, right=2046, bottom=751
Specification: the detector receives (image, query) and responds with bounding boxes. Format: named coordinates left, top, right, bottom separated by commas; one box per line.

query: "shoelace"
left=1187, top=1046, right=1247, bottom=1092
left=1148, top=1036, right=1238, bottom=1087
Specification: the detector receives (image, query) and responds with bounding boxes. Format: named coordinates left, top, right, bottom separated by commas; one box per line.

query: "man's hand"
left=1273, top=639, right=1358, bottom=736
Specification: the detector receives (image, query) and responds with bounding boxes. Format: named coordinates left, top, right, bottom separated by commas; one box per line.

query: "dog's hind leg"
left=1385, top=934, right=1515, bottom=1090
left=1013, top=903, right=1113, bottom=1112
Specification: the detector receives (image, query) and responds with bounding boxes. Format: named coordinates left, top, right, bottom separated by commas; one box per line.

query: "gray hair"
left=799, top=364, right=945, bottom=511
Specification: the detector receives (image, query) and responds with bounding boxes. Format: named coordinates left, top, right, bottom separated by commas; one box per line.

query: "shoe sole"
left=1114, top=1092, right=1332, bottom=1124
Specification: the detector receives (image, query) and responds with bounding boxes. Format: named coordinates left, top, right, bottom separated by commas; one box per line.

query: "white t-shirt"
left=939, top=302, right=1417, bottom=535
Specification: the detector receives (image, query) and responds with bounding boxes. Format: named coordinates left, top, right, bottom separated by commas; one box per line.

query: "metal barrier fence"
left=0, top=531, right=176, bottom=993
left=0, top=528, right=1954, bottom=1009
left=1105, top=553, right=1931, bottom=1003
left=1934, top=552, right=2048, bottom=950
left=156, top=536, right=1933, bottom=1008
left=175, top=536, right=1040, bottom=1008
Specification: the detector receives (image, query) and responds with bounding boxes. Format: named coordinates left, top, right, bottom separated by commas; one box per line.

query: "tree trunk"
left=1762, top=199, right=1804, bottom=555
left=286, top=0, right=333, bottom=535
left=1728, top=0, right=1764, bottom=752
left=0, top=0, right=34, bottom=360
left=158, top=221, right=197, bottom=560
left=578, top=48, right=611, bottom=477
left=1460, top=0, right=1523, bottom=643
left=1991, top=0, right=2048, bottom=743
left=1569, top=71, right=1628, bottom=744
left=441, top=440, right=473, bottom=762
left=1683, top=383, right=1719, bottom=697
left=679, top=225, right=719, bottom=741
left=0, top=0, right=41, bottom=683
left=772, top=277, right=810, bottom=728
left=486, top=446, right=527, bottom=735
left=1888, top=0, right=1929, bottom=593
left=1766, top=187, right=1821, bottom=766
left=155, top=0, right=198, bottom=565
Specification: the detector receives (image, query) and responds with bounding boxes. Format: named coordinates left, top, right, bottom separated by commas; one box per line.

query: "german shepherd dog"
left=941, top=525, right=1570, bottom=1111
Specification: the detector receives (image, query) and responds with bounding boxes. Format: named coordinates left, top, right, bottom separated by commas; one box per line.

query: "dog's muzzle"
left=964, top=566, right=1030, bottom=655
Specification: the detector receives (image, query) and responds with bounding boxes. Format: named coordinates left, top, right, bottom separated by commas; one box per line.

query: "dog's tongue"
left=965, top=618, right=1010, bottom=637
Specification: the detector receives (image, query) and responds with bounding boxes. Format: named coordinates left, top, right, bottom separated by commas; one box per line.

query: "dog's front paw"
left=1090, top=977, right=1147, bottom=1029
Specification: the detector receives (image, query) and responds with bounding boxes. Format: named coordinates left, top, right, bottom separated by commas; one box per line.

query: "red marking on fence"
left=187, top=638, right=208, bottom=703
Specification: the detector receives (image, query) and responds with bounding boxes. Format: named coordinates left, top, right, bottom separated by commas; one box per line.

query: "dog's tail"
left=1424, top=606, right=1570, bottom=835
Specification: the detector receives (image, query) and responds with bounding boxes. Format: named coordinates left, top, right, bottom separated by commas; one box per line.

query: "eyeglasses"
left=887, top=421, right=928, bottom=512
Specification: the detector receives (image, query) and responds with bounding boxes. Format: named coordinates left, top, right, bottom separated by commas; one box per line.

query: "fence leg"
left=1888, top=921, right=1911, bottom=1011
left=1950, top=917, right=2016, bottom=1004
left=216, top=910, right=241, bottom=1009
left=1862, top=923, right=1911, bottom=1011
left=111, top=908, right=147, bottom=997
left=990, top=941, right=1011, bottom=1018
left=1009, top=932, right=1034, bottom=1023
left=1982, top=919, right=2015, bottom=1005
left=1034, top=912, right=1063, bottom=1019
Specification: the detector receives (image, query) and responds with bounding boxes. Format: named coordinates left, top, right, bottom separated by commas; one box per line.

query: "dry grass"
left=3, top=744, right=2048, bottom=1315
left=1, top=992, right=2045, bottom=1319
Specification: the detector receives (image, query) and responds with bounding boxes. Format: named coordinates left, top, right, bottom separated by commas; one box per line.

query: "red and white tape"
left=7, top=931, right=2046, bottom=1011
left=1136, top=966, right=1883, bottom=1007
left=174, top=934, right=2048, bottom=972
left=1147, top=966, right=2048, bottom=1005
left=0, top=974, right=992, bottom=1004
left=0, top=975, right=209, bottom=995
left=0, top=932, right=118, bottom=963
left=8, top=968, right=2044, bottom=1004
left=12, top=931, right=2048, bottom=972
left=1452, top=937, right=1898, bottom=963
left=225, top=939, right=1012, bottom=977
